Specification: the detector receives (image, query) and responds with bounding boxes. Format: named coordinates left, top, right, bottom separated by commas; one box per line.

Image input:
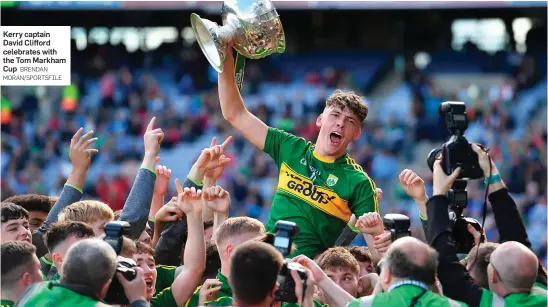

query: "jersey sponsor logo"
left=326, top=174, right=338, bottom=186
left=277, top=163, right=351, bottom=222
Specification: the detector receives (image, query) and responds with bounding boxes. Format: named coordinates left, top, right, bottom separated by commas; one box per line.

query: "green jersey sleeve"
left=349, top=176, right=379, bottom=217
left=151, top=287, right=178, bottom=307
left=263, top=127, right=306, bottom=166
left=155, top=265, right=178, bottom=294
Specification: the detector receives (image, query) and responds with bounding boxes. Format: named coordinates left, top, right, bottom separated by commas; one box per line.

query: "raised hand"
left=372, top=231, right=392, bottom=254
left=291, top=255, right=326, bottom=284
left=144, top=117, right=164, bottom=156
left=471, top=143, right=498, bottom=177
left=69, top=128, right=99, bottom=171
left=399, top=169, right=428, bottom=201
left=203, top=185, right=231, bottom=214
left=432, top=158, right=461, bottom=196
left=155, top=197, right=183, bottom=223
left=195, top=136, right=233, bottom=180
left=376, top=188, right=384, bottom=202
left=176, top=179, right=203, bottom=216
left=154, top=161, right=172, bottom=196
left=199, top=279, right=223, bottom=305
left=355, top=212, right=385, bottom=236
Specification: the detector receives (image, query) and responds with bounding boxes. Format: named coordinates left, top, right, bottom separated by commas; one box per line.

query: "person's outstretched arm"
left=155, top=182, right=206, bottom=307
left=33, top=128, right=98, bottom=257
left=427, top=159, right=483, bottom=307
left=119, top=117, right=163, bottom=240
left=218, top=44, right=268, bottom=150
left=471, top=144, right=547, bottom=287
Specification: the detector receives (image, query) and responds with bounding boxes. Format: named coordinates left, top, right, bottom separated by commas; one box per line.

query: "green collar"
left=217, top=270, right=232, bottom=294
left=1, top=299, right=15, bottom=307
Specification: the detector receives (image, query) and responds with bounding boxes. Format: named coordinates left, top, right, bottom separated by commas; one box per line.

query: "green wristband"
left=484, top=174, right=502, bottom=185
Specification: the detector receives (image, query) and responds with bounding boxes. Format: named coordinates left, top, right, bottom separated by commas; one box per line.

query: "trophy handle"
left=190, top=13, right=227, bottom=73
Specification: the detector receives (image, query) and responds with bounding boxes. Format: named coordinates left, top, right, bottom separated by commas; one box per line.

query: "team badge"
left=326, top=174, right=338, bottom=186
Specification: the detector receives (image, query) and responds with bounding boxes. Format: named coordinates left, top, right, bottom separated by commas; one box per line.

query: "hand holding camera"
left=471, top=143, right=498, bottom=177
left=432, top=158, right=461, bottom=196
left=117, top=266, right=147, bottom=303
left=291, top=265, right=316, bottom=307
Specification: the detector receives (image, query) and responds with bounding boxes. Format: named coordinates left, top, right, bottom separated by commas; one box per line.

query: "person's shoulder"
left=268, top=127, right=309, bottom=146
left=204, top=296, right=233, bottom=306
left=340, top=156, right=374, bottom=185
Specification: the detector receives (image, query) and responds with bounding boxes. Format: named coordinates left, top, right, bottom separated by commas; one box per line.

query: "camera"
left=273, top=221, right=308, bottom=303
left=447, top=180, right=484, bottom=254
left=103, top=221, right=137, bottom=305
left=426, top=101, right=483, bottom=180
left=426, top=102, right=485, bottom=254
left=382, top=214, right=411, bottom=241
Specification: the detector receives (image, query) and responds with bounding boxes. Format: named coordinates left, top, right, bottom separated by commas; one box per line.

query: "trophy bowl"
left=190, top=0, right=286, bottom=73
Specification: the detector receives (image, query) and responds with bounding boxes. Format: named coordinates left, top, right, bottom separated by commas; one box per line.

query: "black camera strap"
left=408, top=289, right=427, bottom=307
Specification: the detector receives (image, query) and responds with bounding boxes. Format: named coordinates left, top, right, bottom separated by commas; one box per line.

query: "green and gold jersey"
left=1, top=300, right=14, bottom=307
left=151, top=287, right=179, bottom=307
left=155, top=265, right=178, bottom=294
left=263, top=128, right=379, bottom=258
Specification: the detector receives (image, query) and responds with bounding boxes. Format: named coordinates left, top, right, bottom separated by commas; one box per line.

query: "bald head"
left=384, top=237, right=438, bottom=285
left=490, top=241, right=538, bottom=290
left=61, top=239, right=117, bottom=294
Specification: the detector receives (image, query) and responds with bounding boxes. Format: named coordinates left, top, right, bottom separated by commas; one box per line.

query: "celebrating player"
left=216, top=44, right=379, bottom=258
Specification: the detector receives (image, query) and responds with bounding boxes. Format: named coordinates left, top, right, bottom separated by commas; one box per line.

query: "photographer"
left=230, top=241, right=315, bottom=307
left=293, top=237, right=465, bottom=307
left=427, top=152, right=548, bottom=307
left=16, top=239, right=149, bottom=307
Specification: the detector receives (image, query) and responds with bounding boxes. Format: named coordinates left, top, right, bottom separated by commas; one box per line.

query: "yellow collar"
left=313, top=150, right=335, bottom=163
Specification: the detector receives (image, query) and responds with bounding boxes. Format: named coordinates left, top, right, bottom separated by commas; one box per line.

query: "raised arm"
left=399, top=169, right=429, bottom=236
left=218, top=44, right=268, bottom=150
left=33, top=128, right=98, bottom=257
left=202, top=185, right=231, bottom=241
left=427, top=159, right=483, bottom=306
left=119, top=117, right=163, bottom=240
left=149, top=163, right=172, bottom=224
left=169, top=182, right=206, bottom=306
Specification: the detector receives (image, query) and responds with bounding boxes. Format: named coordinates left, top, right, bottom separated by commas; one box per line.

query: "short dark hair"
left=384, top=247, right=438, bottom=286
left=204, top=220, right=214, bottom=230
left=317, top=247, right=360, bottom=275
left=325, top=89, right=368, bottom=122
left=465, top=242, right=499, bottom=289
left=230, top=241, right=283, bottom=305
left=1, top=202, right=29, bottom=223
left=202, top=241, right=221, bottom=283
left=45, top=221, right=95, bottom=253
left=4, top=194, right=54, bottom=214
left=1, top=241, right=37, bottom=288
left=344, top=246, right=372, bottom=263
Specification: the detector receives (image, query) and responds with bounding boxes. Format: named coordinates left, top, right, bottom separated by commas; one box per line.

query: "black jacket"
left=426, top=188, right=547, bottom=307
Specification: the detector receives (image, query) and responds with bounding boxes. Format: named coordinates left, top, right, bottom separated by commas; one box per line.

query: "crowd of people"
left=1, top=38, right=547, bottom=307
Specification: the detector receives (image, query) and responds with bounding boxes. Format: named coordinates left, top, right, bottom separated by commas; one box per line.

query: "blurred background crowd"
left=1, top=1, right=546, bottom=264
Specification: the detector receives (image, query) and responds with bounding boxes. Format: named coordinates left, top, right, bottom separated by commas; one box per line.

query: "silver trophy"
left=190, top=0, right=286, bottom=74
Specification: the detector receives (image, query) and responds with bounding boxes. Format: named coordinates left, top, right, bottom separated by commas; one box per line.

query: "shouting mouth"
left=146, top=278, right=154, bottom=292
left=330, top=131, right=342, bottom=145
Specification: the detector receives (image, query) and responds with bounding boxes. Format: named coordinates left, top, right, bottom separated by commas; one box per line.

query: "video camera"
left=427, top=101, right=484, bottom=254
left=103, top=221, right=137, bottom=305
left=273, top=221, right=308, bottom=304
left=383, top=214, right=411, bottom=241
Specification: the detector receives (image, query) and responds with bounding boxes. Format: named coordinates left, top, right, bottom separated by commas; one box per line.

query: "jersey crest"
left=326, top=174, right=338, bottom=186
